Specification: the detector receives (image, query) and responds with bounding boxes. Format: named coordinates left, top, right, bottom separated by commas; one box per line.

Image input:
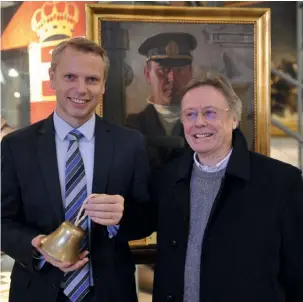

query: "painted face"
left=49, top=47, right=105, bottom=127
left=144, top=61, right=192, bottom=105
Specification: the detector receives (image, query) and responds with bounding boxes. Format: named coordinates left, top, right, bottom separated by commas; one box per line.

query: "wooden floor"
left=138, top=292, right=152, bottom=302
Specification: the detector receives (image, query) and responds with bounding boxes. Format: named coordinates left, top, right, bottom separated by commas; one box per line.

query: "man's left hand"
left=84, top=194, right=124, bottom=226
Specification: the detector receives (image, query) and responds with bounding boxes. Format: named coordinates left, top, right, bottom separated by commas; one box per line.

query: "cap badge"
left=165, top=41, right=179, bottom=56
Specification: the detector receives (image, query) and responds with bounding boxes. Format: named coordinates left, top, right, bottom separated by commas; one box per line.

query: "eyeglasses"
left=180, top=107, right=230, bottom=123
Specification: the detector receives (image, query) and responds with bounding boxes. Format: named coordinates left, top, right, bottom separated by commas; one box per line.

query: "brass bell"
left=40, top=194, right=96, bottom=263
left=40, top=221, right=85, bottom=263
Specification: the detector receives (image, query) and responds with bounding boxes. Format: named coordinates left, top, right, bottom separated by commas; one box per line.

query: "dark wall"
left=235, top=1, right=297, bottom=64
left=1, top=2, right=23, bottom=35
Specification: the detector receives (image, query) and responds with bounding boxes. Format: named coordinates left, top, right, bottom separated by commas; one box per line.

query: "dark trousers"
left=57, top=287, right=95, bottom=302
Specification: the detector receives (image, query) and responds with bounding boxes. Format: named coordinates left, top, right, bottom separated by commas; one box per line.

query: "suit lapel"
left=205, top=129, right=251, bottom=231
left=173, top=149, right=194, bottom=229
left=37, top=115, right=64, bottom=224
left=173, top=179, right=190, bottom=229
left=92, top=116, right=114, bottom=194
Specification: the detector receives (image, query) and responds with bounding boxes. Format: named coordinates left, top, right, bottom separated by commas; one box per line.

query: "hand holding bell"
left=32, top=235, right=89, bottom=272
left=36, top=194, right=95, bottom=265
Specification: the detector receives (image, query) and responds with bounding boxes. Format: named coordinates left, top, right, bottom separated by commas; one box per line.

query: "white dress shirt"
left=193, top=148, right=233, bottom=172
left=53, top=111, right=95, bottom=205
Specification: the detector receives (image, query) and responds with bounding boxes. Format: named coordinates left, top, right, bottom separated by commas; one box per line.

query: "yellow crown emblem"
left=31, top=2, right=79, bottom=42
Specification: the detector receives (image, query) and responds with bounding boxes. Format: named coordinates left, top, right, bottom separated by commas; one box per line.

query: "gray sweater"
left=183, top=164, right=226, bottom=302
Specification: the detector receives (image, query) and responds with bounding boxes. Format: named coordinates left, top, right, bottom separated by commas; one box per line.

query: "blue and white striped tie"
left=63, top=129, right=90, bottom=302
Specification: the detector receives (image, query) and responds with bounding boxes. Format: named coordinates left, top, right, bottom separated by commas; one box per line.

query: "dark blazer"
left=1, top=114, right=150, bottom=302
left=126, top=104, right=185, bottom=170
left=147, top=129, right=303, bottom=302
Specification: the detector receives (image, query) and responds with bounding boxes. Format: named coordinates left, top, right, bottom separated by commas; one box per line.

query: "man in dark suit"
left=141, top=71, right=303, bottom=302
left=126, top=32, right=196, bottom=170
left=1, top=37, right=150, bottom=302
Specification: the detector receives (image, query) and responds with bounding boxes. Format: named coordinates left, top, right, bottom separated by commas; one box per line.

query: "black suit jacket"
left=126, top=104, right=186, bottom=171
left=144, top=129, right=303, bottom=302
left=1, top=114, right=150, bottom=302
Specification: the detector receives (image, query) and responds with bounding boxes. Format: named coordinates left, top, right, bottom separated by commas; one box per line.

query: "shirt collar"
left=193, top=148, right=233, bottom=172
left=53, top=111, right=95, bottom=141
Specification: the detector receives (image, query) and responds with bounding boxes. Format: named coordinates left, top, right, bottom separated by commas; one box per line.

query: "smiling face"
left=181, top=85, right=238, bottom=165
left=49, top=46, right=105, bottom=128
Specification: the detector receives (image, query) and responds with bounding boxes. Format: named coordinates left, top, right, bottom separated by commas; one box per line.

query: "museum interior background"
left=1, top=1, right=302, bottom=302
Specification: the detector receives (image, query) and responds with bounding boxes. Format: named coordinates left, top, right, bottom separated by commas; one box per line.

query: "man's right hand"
left=31, top=235, right=88, bottom=272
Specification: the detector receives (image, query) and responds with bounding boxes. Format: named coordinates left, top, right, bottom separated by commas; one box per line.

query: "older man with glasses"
left=139, top=71, right=303, bottom=302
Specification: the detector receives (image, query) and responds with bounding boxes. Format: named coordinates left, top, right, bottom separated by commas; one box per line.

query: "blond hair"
left=50, top=37, right=110, bottom=81
left=181, top=71, right=242, bottom=121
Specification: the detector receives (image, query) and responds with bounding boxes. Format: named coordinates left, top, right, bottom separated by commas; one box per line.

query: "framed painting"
left=87, top=4, right=270, bottom=153
left=86, top=3, right=270, bottom=254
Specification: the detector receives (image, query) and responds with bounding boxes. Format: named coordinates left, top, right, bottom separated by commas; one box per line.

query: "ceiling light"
left=14, top=92, right=20, bottom=98
left=8, top=69, right=19, bottom=77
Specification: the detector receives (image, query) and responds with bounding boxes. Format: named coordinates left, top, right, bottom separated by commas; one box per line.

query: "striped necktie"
left=63, top=129, right=90, bottom=302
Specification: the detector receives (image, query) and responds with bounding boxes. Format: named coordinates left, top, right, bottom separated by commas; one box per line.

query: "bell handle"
left=75, top=193, right=98, bottom=227
left=75, top=212, right=87, bottom=227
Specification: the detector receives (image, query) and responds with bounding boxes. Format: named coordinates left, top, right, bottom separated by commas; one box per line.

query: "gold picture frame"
left=87, top=3, right=270, bottom=155
left=86, top=4, right=270, bottom=250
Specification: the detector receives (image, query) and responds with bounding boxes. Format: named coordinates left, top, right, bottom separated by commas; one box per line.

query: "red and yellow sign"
left=1, top=1, right=88, bottom=51
left=1, top=1, right=95, bottom=123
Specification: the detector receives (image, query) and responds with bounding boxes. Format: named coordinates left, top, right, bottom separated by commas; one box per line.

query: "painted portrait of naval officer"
left=126, top=32, right=197, bottom=170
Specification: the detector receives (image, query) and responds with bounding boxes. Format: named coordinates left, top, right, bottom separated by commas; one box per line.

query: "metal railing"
left=271, top=66, right=303, bottom=171
left=271, top=86, right=302, bottom=172
left=269, top=1, right=303, bottom=171
left=297, top=1, right=303, bottom=170
left=271, top=118, right=303, bottom=144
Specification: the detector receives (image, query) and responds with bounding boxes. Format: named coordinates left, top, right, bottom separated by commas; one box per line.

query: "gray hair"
left=181, top=71, right=242, bottom=121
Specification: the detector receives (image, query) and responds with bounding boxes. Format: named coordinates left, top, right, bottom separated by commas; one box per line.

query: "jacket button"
left=171, top=240, right=177, bottom=247
left=166, top=295, right=174, bottom=301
